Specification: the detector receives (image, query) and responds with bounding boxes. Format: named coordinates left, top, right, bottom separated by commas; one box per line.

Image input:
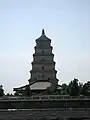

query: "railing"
left=0, top=108, right=90, bottom=112
left=30, top=95, right=90, bottom=100
left=0, top=95, right=90, bottom=101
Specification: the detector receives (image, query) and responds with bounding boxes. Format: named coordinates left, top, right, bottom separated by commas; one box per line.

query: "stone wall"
left=0, top=99, right=90, bottom=109
left=0, top=98, right=90, bottom=119
left=0, top=108, right=89, bottom=120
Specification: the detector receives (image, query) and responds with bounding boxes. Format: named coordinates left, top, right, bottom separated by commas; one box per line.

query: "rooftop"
left=36, top=29, right=51, bottom=41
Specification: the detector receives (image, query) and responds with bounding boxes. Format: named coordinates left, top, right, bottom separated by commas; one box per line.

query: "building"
left=13, top=29, right=58, bottom=95
left=1, top=30, right=90, bottom=119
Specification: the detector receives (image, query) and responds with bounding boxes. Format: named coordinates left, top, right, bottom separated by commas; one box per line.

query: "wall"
left=0, top=108, right=89, bottom=120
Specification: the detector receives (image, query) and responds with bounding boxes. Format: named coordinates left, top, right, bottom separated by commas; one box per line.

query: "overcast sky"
left=0, top=0, right=90, bottom=93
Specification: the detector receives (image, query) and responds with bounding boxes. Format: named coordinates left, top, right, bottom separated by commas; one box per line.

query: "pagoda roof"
left=13, top=80, right=52, bottom=91
left=30, top=81, right=51, bottom=90
left=13, top=84, right=29, bottom=91
left=36, top=29, right=51, bottom=41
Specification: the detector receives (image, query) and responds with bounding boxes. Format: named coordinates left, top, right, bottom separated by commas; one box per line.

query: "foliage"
left=46, top=84, right=56, bottom=95
left=0, top=85, right=4, bottom=96
left=24, top=85, right=32, bottom=96
left=78, top=82, right=83, bottom=94
left=80, top=81, right=90, bottom=96
left=6, top=93, right=13, bottom=96
left=46, top=78, right=90, bottom=96
left=60, top=83, right=69, bottom=95
left=54, top=85, right=62, bottom=95
left=1, top=79, right=90, bottom=97
left=14, top=91, right=19, bottom=96
left=68, top=78, right=80, bottom=96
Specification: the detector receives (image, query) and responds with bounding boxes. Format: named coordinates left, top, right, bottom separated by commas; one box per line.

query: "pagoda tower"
left=14, top=29, right=58, bottom=95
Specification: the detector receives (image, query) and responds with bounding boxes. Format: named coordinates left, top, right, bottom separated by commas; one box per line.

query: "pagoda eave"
left=34, top=46, right=53, bottom=50
left=31, top=61, right=56, bottom=65
left=13, top=84, right=29, bottom=91
left=33, top=53, right=54, bottom=57
left=30, top=70, right=57, bottom=73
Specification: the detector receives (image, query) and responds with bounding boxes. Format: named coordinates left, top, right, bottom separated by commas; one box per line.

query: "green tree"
left=68, top=78, right=80, bottom=96
left=54, top=85, right=62, bottom=95
left=24, top=85, right=31, bottom=96
left=61, top=83, right=69, bottom=95
left=78, top=82, right=83, bottom=95
left=14, top=90, right=20, bottom=96
left=6, top=93, right=13, bottom=96
left=6, top=93, right=11, bottom=96
left=80, top=81, right=90, bottom=96
left=0, top=85, right=4, bottom=96
left=46, top=84, right=55, bottom=95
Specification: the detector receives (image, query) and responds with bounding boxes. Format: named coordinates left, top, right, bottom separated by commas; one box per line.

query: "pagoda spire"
left=42, top=29, right=45, bottom=35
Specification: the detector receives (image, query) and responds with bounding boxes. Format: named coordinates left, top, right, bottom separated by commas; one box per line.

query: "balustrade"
left=0, top=95, right=90, bottom=101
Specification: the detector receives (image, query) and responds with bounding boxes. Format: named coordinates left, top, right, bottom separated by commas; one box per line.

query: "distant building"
left=13, top=29, right=58, bottom=95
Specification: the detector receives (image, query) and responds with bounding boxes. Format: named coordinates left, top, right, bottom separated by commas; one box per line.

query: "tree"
left=6, top=93, right=13, bottom=96
left=61, top=83, right=69, bottom=95
left=14, top=91, right=19, bottom=96
left=68, top=78, right=80, bottom=96
left=0, top=85, right=4, bottom=96
left=78, top=82, right=83, bottom=95
left=54, top=85, right=62, bottom=95
left=24, top=85, right=32, bottom=96
left=80, top=81, right=90, bottom=96
left=46, top=84, right=55, bottom=95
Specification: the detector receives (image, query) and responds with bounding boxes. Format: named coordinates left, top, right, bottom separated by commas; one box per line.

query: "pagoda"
left=13, top=29, right=58, bottom=95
